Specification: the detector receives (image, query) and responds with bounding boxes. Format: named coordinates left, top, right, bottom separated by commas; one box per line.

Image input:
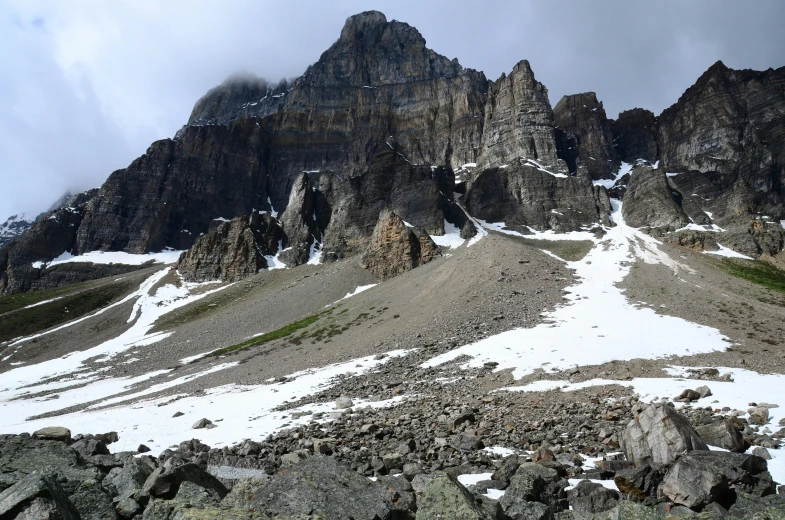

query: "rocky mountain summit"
left=1, top=11, right=784, bottom=294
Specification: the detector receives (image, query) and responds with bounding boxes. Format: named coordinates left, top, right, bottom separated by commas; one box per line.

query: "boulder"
left=31, top=427, right=72, bottom=444
left=567, top=480, right=619, bottom=514
left=70, top=438, right=109, bottom=458
left=661, top=455, right=729, bottom=509
left=416, top=472, right=499, bottom=520
left=694, top=419, right=746, bottom=453
left=613, top=464, right=665, bottom=501
left=360, top=209, right=441, bottom=280
left=620, top=403, right=708, bottom=466
left=192, top=418, right=215, bottom=430
left=67, top=478, right=119, bottom=519
left=105, top=456, right=157, bottom=499
left=684, top=451, right=775, bottom=497
left=221, top=476, right=268, bottom=509
left=142, top=462, right=228, bottom=501
left=141, top=500, right=271, bottom=519
left=0, top=472, right=80, bottom=520
left=499, top=463, right=568, bottom=517
left=251, top=455, right=400, bottom=519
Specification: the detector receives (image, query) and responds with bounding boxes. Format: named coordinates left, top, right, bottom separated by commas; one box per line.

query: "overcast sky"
left=2, top=0, right=784, bottom=221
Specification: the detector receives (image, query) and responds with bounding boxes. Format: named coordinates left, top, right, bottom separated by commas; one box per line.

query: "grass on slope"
left=0, top=280, right=101, bottom=315
left=0, top=279, right=135, bottom=342
left=719, top=259, right=785, bottom=295
left=210, top=308, right=335, bottom=356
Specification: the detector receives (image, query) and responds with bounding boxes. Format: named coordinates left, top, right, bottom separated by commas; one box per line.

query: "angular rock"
left=661, top=454, right=730, bottom=509
left=695, top=419, right=746, bottom=453
left=613, top=464, right=665, bottom=501
left=499, top=463, right=567, bottom=517
left=0, top=473, right=80, bottom=520
left=32, top=427, right=71, bottom=444
left=360, top=209, right=440, bottom=280
left=567, top=480, right=619, bottom=514
left=685, top=451, right=775, bottom=497
left=251, top=455, right=400, bottom=519
left=142, top=462, right=228, bottom=501
left=105, top=457, right=157, bottom=499
left=277, top=172, right=320, bottom=267
left=620, top=403, right=708, bottom=466
left=221, top=476, right=268, bottom=509
left=192, top=419, right=215, bottom=430
left=70, top=438, right=109, bottom=458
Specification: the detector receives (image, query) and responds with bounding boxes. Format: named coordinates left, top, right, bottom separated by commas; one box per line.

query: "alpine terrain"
left=1, top=11, right=785, bottom=519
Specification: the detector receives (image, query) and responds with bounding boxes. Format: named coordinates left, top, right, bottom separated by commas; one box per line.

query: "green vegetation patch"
left=518, top=238, right=595, bottom=262
left=0, top=279, right=135, bottom=343
left=211, top=308, right=335, bottom=356
left=718, top=259, right=785, bottom=295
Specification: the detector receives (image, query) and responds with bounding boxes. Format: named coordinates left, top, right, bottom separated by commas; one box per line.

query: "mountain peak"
left=339, top=11, right=388, bottom=41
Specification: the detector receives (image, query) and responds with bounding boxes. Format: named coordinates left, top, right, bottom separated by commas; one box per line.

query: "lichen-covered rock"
left=478, top=60, right=561, bottom=171
left=661, top=455, right=730, bottom=509
left=251, top=455, right=400, bottom=519
left=620, top=403, right=708, bottom=466
left=553, top=92, right=620, bottom=180
left=176, top=213, right=283, bottom=282
left=417, top=472, right=499, bottom=520
left=567, top=480, right=619, bottom=514
left=621, top=165, right=689, bottom=229
left=360, top=209, right=440, bottom=280
left=499, top=463, right=568, bottom=517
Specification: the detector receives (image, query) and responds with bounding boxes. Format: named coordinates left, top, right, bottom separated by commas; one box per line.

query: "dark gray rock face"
left=553, top=92, right=620, bottom=180
left=251, top=455, right=401, bottom=519
left=610, top=108, right=659, bottom=163
left=658, top=61, right=785, bottom=227
left=465, top=163, right=611, bottom=232
left=621, top=165, right=689, bottom=229
left=620, top=403, right=708, bottom=466
left=187, top=75, right=289, bottom=126
left=360, top=209, right=440, bottom=280
left=478, top=60, right=561, bottom=171
left=176, top=213, right=283, bottom=282
left=277, top=173, right=320, bottom=267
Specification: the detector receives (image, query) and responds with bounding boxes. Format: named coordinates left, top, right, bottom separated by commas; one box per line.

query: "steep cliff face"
left=176, top=213, right=283, bottom=282
left=477, top=60, right=561, bottom=171
left=75, top=119, right=273, bottom=254
left=611, top=108, right=659, bottom=163
left=657, top=61, right=785, bottom=224
left=187, top=76, right=289, bottom=126
left=465, top=163, right=610, bottom=232
left=360, top=209, right=440, bottom=280
left=553, top=92, right=620, bottom=180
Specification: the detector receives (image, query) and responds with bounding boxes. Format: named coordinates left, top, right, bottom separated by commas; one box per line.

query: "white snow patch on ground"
left=31, top=249, right=183, bottom=269
left=338, top=284, right=378, bottom=302
left=430, top=220, right=465, bottom=249
left=484, top=489, right=505, bottom=500
left=593, top=161, right=633, bottom=189
left=263, top=241, right=288, bottom=269
left=523, top=158, right=567, bottom=178
left=474, top=219, right=599, bottom=242
left=180, top=349, right=222, bottom=365
left=422, top=201, right=723, bottom=380
left=457, top=473, right=494, bottom=487
left=307, top=240, right=323, bottom=265
left=483, top=446, right=518, bottom=457
left=704, top=244, right=753, bottom=260
left=0, top=350, right=410, bottom=453
left=23, top=297, right=64, bottom=309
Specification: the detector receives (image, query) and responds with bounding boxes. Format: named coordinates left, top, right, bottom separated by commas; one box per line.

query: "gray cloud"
left=2, top=0, right=783, bottom=221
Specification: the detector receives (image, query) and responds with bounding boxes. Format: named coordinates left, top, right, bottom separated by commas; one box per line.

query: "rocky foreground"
left=2, top=399, right=783, bottom=519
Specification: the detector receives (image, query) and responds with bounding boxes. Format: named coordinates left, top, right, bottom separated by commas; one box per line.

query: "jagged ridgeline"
left=2, top=11, right=785, bottom=295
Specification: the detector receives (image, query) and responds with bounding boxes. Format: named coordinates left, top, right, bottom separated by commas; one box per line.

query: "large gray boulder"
left=416, top=472, right=500, bottom=520
left=661, top=455, right=730, bottom=509
left=105, top=456, right=157, bottom=500
left=142, top=461, right=228, bottom=501
left=694, top=419, right=746, bottom=453
left=251, top=455, right=401, bottom=519
left=0, top=472, right=80, bottom=520
left=31, top=427, right=72, bottom=444
left=499, top=462, right=568, bottom=518
left=567, top=480, right=619, bottom=514
left=620, top=403, right=708, bottom=466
